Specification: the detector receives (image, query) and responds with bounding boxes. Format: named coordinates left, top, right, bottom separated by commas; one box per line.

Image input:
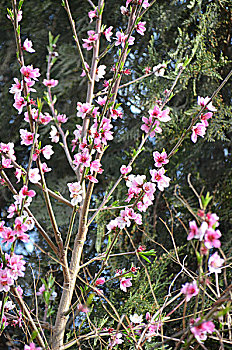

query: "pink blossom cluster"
left=187, top=211, right=224, bottom=274
left=107, top=207, right=142, bottom=233
left=67, top=182, right=83, bottom=206
left=141, top=105, right=171, bottom=138
left=72, top=113, right=113, bottom=182
left=150, top=150, right=170, bottom=191
left=190, top=318, right=215, bottom=342
left=24, top=108, right=52, bottom=125
left=0, top=300, right=22, bottom=329
left=11, top=63, right=40, bottom=114
left=0, top=253, right=26, bottom=292
left=0, top=142, right=16, bottom=169
left=191, top=96, right=217, bottom=143
left=7, top=185, right=37, bottom=218
left=82, top=30, right=98, bottom=50
left=107, top=311, right=161, bottom=345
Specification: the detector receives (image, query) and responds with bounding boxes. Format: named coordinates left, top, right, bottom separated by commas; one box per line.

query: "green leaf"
left=44, top=291, right=51, bottom=305
left=31, top=330, right=38, bottom=341
left=139, top=254, right=151, bottom=263
left=48, top=274, right=55, bottom=289
left=18, top=0, right=24, bottom=11
left=141, top=249, right=156, bottom=256
left=87, top=293, right=95, bottom=306
left=41, top=278, right=47, bottom=289
left=7, top=8, right=13, bottom=20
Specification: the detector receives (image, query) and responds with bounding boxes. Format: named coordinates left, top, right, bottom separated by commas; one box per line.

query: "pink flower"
left=200, top=112, right=213, bottom=127
left=77, top=304, right=89, bottom=313
left=41, top=162, right=52, bottom=173
left=191, top=122, right=206, bottom=143
left=197, top=96, right=217, bottom=112
left=120, top=164, right=132, bottom=175
left=95, top=277, right=105, bottom=286
left=88, top=8, right=97, bottom=22
left=126, top=0, right=150, bottom=8
left=82, top=30, right=98, bottom=50
left=41, top=145, right=54, bottom=160
left=109, top=333, right=124, bottom=347
left=15, top=168, right=22, bottom=183
left=67, top=182, right=83, bottom=205
left=206, top=212, right=219, bottom=228
left=150, top=168, right=170, bottom=191
left=86, top=174, right=98, bottom=183
left=13, top=217, right=28, bottom=237
left=50, top=125, right=59, bottom=143
left=7, top=10, right=22, bottom=22
left=1, top=156, right=13, bottom=169
left=19, top=185, right=36, bottom=198
left=29, top=168, right=41, bottom=183
left=22, top=38, right=35, bottom=53
left=57, top=114, right=68, bottom=123
left=90, top=159, right=103, bottom=174
left=16, top=285, right=23, bottom=296
left=187, top=220, right=198, bottom=240
left=80, top=62, right=90, bottom=77
left=96, top=95, right=107, bottom=106
left=13, top=96, right=27, bottom=114
left=141, top=117, right=162, bottom=137
left=20, top=129, right=39, bottom=146
left=0, top=269, right=14, bottom=292
left=20, top=65, right=40, bottom=82
left=208, top=252, right=224, bottom=274
left=43, top=79, right=58, bottom=87
left=104, top=26, right=113, bottom=42
left=9, top=78, right=23, bottom=95
left=181, top=281, right=199, bottom=301
left=0, top=227, right=17, bottom=246
left=115, top=32, right=135, bottom=48
left=153, top=151, right=169, bottom=167
left=38, top=112, right=52, bottom=125
left=120, top=277, right=132, bottom=292
left=73, top=149, right=91, bottom=168
left=190, top=318, right=215, bottom=343
left=76, top=102, right=93, bottom=118
left=6, top=253, right=26, bottom=279
left=136, top=21, right=146, bottom=35
left=204, top=229, right=221, bottom=249
left=110, top=108, right=123, bottom=120
left=144, top=66, right=151, bottom=74
left=149, top=106, right=171, bottom=122
left=24, top=343, right=42, bottom=350
left=121, top=5, right=130, bottom=15
left=36, top=284, right=46, bottom=295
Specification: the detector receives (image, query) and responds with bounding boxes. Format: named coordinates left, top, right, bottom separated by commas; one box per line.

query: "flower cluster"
left=191, top=96, right=217, bottom=143
left=141, top=104, right=171, bottom=138
left=0, top=253, right=26, bottom=292
left=187, top=211, right=224, bottom=273
left=190, top=318, right=215, bottom=343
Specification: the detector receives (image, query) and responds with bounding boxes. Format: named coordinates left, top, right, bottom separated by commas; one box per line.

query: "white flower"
left=49, top=125, right=59, bottom=143
left=95, top=65, right=106, bottom=82
left=153, top=63, right=166, bottom=77
left=130, top=313, right=143, bottom=324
